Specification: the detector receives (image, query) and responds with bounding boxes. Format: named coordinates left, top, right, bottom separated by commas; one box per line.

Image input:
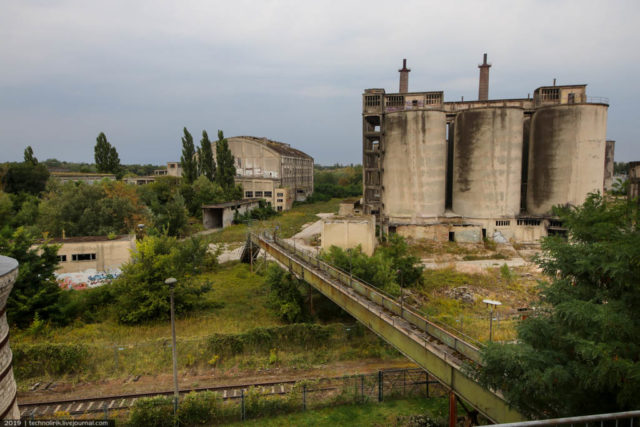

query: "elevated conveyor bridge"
left=243, top=232, right=525, bottom=424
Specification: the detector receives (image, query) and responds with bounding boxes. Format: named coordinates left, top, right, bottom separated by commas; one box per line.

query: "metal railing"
left=487, top=410, right=640, bottom=427
left=252, top=232, right=483, bottom=365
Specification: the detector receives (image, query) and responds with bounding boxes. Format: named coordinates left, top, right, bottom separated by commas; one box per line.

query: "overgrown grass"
left=226, top=396, right=450, bottom=426
left=417, top=266, right=539, bottom=343
left=12, top=261, right=402, bottom=386
left=205, top=198, right=341, bottom=244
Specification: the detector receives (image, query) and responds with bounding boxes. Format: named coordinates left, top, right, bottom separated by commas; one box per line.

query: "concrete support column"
left=0, top=256, right=19, bottom=420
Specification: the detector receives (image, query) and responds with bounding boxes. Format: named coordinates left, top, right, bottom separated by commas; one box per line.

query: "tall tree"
left=475, top=193, right=640, bottom=418
left=1, top=162, right=50, bottom=195
left=215, top=130, right=236, bottom=192
left=198, top=130, right=215, bottom=182
left=180, top=127, right=198, bottom=184
left=1, top=227, right=62, bottom=328
left=94, top=132, right=121, bottom=175
left=24, top=146, right=38, bottom=165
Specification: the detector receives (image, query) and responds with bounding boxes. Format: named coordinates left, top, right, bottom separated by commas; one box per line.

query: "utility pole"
left=165, top=277, right=179, bottom=422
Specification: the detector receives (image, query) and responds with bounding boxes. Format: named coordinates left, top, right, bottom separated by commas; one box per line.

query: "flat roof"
left=39, top=234, right=132, bottom=244
left=202, top=198, right=262, bottom=209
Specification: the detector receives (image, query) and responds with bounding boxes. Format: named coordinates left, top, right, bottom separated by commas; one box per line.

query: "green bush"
left=245, top=386, right=299, bottom=419
left=128, top=396, right=174, bottom=427
left=12, top=342, right=88, bottom=379
left=111, top=235, right=216, bottom=324
left=177, top=391, right=222, bottom=425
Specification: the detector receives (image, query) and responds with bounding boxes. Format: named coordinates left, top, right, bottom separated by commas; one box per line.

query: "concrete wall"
left=452, top=107, right=524, bottom=218
left=321, top=216, right=376, bottom=256
left=0, top=256, right=19, bottom=420
left=527, top=104, right=608, bottom=215
left=227, top=137, right=281, bottom=179
left=383, top=110, right=447, bottom=221
left=53, top=236, right=135, bottom=274
left=603, top=140, right=615, bottom=191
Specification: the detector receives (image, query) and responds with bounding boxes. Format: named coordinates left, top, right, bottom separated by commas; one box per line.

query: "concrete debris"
left=493, top=230, right=508, bottom=244
left=445, top=286, right=476, bottom=304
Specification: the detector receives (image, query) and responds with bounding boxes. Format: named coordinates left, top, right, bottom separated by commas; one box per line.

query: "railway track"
left=19, top=368, right=429, bottom=418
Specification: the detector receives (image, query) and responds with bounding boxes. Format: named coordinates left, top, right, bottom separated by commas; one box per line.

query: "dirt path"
left=19, top=359, right=416, bottom=404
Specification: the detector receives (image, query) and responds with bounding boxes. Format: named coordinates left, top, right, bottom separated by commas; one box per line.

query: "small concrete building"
left=48, top=235, right=135, bottom=274
left=202, top=199, right=261, bottom=230
left=219, top=136, right=314, bottom=211
left=339, top=199, right=363, bottom=216
left=321, top=216, right=376, bottom=256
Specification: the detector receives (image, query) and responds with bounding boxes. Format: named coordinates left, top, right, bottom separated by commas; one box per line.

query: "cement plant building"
left=223, top=136, right=314, bottom=211
left=362, top=55, right=611, bottom=243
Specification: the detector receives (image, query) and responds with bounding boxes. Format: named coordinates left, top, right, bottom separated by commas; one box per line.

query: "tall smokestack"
left=478, top=53, right=491, bottom=101
left=398, top=59, right=410, bottom=93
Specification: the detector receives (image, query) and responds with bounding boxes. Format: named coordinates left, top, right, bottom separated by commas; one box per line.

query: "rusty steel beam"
left=251, top=234, right=525, bottom=424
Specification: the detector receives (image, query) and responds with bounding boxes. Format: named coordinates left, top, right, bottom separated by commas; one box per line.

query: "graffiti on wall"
left=56, top=268, right=121, bottom=290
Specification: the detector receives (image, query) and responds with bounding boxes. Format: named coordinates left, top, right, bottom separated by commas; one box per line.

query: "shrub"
left=12, top=342, right=88, bottom=379
left=177, top=391, right=222, bottom=425
left=128, top=396, right=174, bottom=427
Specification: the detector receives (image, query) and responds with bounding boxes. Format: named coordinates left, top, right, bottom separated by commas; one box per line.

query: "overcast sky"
left=1, top=0, right=638, bottom=166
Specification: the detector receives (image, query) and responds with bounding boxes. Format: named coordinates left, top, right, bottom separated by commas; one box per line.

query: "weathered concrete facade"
left=321, top=216, right=376, bottom=256
left=603, top=140, right=616, bottom=191
left=363, top=57, right=609, bottom=242
left=217, top=136, right=313, bottom=210
left=41, top=235, right=135, bottom=274
left=0, top=256, right=19, bottom=420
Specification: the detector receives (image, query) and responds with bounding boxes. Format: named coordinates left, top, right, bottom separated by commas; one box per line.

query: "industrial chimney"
left=478, top=53, right=491, bottom=101
left=398, top=59, right=410, bottom=93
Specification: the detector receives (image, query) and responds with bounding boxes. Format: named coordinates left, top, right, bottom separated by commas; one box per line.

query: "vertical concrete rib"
left=0, top=256, right=19, bottom=420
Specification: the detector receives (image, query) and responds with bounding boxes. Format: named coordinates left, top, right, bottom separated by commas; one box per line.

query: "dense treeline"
left=305, top=164, right=362, bottom=203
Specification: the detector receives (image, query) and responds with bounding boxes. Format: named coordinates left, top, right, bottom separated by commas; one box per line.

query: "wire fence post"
left=241, top=389, right=245, bottom=421
left=426, top=373, right=430, bottom=398
left=378, top=370, right=383, bottom=402
left=303, top=385, right=307, bottom=411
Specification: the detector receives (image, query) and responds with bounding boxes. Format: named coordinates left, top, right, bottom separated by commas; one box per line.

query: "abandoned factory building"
left=362, top=55, right=611, bottom=243
left=221, top=136, right=314, bottom=211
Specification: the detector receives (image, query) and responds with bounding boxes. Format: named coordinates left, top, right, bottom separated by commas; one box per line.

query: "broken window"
left=517, top=218, right=541, bottom=226
left=72, top=253, right=96, bottom=261
left=264, top=191, right=272, bottom=197
left=57, top=255, right=67, bottom=262
left=255, top=191, right=263, bottom=197
left=495, top=220, right=511, bottom=226
left=245, top=191, right=253, bottom=198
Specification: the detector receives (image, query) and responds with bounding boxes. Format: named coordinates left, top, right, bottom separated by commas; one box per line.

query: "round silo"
left=527, top=103, right=608, bottom=215
left=382, top=109, right=447, bottom=220
left=452, top=107, right=524, bottom=218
